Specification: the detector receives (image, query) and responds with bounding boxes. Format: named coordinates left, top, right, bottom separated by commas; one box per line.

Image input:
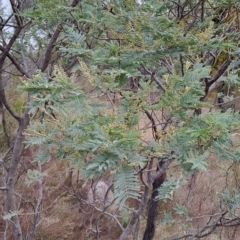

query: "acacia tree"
left=2, top=0, right=240, bottom=239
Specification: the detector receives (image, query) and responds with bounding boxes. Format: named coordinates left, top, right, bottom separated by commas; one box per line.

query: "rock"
left=88, top=181, right=114, bottom=207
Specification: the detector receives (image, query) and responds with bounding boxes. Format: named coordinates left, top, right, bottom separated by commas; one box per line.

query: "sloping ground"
left=7, top=147, right=121, bottom=240
left=155, top=156, right=240, bottom=240
left=34, top=164, right=120, bottom=240
left=18, top=155, right=239, bottom=240
left=2, top=137, right=240, bottom=239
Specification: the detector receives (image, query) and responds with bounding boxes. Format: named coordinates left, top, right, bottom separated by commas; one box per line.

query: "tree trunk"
left=143, top=163, right=166, bottom=240
left=5, top=114, right=29, bottom=240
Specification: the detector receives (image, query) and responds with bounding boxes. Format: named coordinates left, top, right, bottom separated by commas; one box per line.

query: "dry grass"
left=18, top=148, right=121, bottom=240
left=2, top=150, right=240, bottom=240
left=153, top=156, right=240, bottom=240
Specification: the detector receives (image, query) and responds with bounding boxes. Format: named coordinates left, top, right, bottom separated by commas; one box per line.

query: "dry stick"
left=71, top=177, right=124, bottom=234
left=81, top=198, right=124, bottom=232
left=190, top=211, right=228, bottom=239
left=27, top=161, right=43, bottom=240
left=180, top=54, right=184, bottom=76
left=218, top=217, right=240, bottom=227
left=170, top=211, right=228, bottom=240
left=201, top=0, right=205, bottom=22
left=3, top=219, right=8, bottom=240
left=20, top=30, right=30, bottom=74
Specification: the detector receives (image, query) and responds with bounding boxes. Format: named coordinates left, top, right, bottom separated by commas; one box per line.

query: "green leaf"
left=162, top=213, right=175, bottom=224
left=155, top=177, right=184, bottom=202
left=114, top=167, right=141, bottom=209
left=174, top=203, right=189, bottom=218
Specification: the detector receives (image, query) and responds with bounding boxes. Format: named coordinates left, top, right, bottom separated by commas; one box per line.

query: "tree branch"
left=0, top=45, right=30, bottom=77
left=9, top=0, right=23, bottom=27
left=152, top=71, right=166, bottom=92
left=151, top=157, right=175, bottom=181
left=0, top=27, right=22, bottom=61
left=170, top=211, right=228, bottom=240
left=41, top=0, right=80, bottom=72
left=0, top=86, right=22, bottom=122
left=207, top=59, right=231, bottom=87
left=141, top=66, right=166, bottom=92
left=27, top=161, right=43, bottom=240
left=41, top=26, right=62, bottom=72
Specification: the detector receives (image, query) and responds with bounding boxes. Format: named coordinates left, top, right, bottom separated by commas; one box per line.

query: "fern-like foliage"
left=155, top=177, right=184, bottom=202
left=21, top=65, right=145, bottom=211
left=114, top=167, right=141, bottom=209
left=169, top=110, right=240, bottom=170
